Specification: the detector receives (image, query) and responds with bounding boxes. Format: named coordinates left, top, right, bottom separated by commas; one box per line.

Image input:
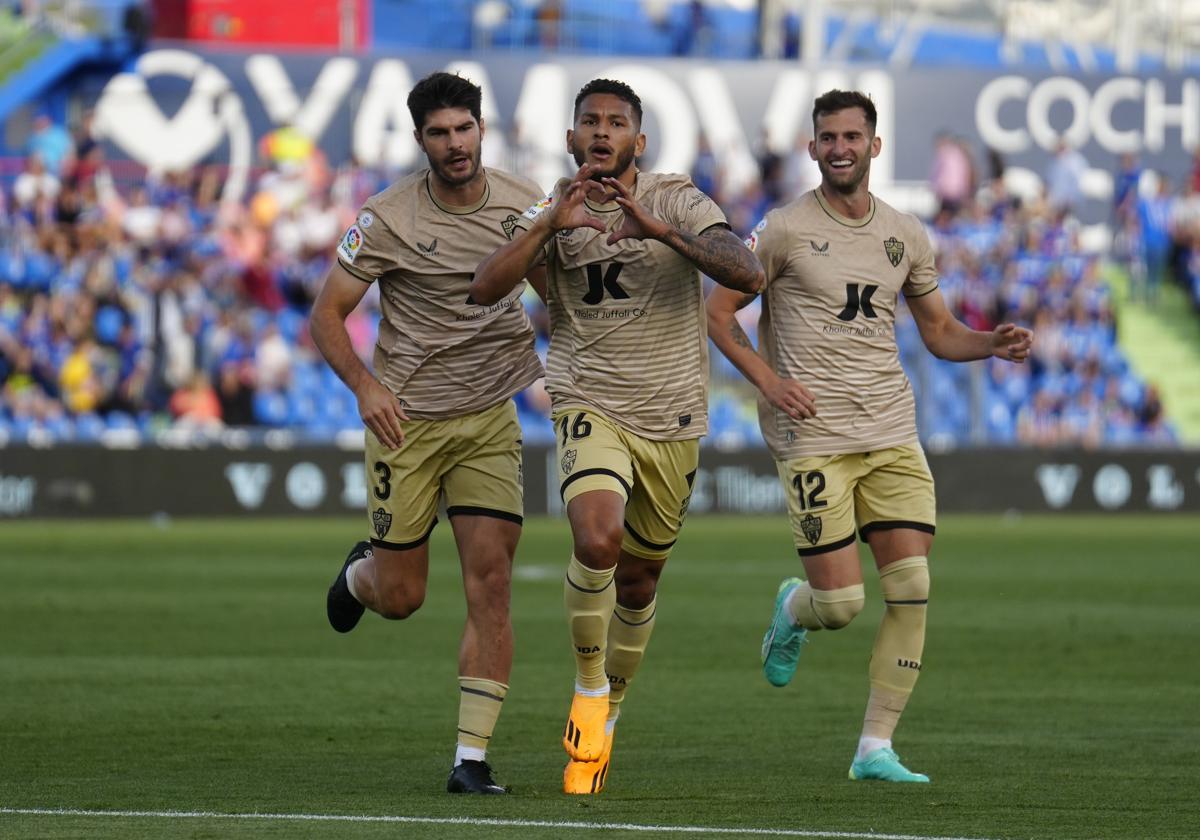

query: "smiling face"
left=567, top=93, right=645, bottom=182
left=415, top=106, right=484, bottom=188
left=809, top=106, right=881, bottom=196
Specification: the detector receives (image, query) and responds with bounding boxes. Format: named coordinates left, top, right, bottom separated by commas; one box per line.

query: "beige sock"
left=863, top=556, right=929, bottom=740
left=605, top=599, right=656, bottom=717
left=563, top=554, right=616, bottom=692
left=456, top=677, right=508, bottom=755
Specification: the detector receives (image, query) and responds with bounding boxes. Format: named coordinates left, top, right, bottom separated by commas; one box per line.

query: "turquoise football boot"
left=761, top=577, right=807, bottom=687
left=849, top=748, right=930, bottom=783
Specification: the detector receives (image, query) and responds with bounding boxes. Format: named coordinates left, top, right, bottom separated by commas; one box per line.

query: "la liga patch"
left=338, top=225, right=363, bottom=263
left=744, top=217, right=767, bottom=251
left=521, top=193, right=554, bottom=221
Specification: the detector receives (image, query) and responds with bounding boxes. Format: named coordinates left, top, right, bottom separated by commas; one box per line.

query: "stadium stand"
left=0, top=109, right=1177, bottom=448
left=0, top=0, right=1192, bottom=449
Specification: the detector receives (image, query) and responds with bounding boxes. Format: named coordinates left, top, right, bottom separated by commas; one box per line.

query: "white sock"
left=604, top=717, right=617, bottom=736
left=575, top=681, right=610, bottom=698
left=856, top=736, right=891, bottom=760
left=454, top=744, right=486, bottom=767
left=783, top=586, right=803, bottom=628
left=344, top=558, right=365, bottom=603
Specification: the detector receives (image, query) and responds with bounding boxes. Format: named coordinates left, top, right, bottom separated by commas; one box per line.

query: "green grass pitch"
left=1, top=514, right=1196, bottom=839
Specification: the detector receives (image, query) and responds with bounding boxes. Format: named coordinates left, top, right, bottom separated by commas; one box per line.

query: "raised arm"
left=705, top=285, right=815, bottom=420
left=471, top=165, right=607, bottom=306
left=661, top=225, right=765, bottom=294
left=906, top=287, right=1033, bottom=363
left=602, top=176, right=764, bottom=294
left=470, top=219, right=555, bottom=306
left=310, top=262, right=408, bottom=448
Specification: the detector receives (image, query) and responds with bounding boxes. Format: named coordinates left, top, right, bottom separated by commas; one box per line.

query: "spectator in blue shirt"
left=27, top=114, right=73, bottom=177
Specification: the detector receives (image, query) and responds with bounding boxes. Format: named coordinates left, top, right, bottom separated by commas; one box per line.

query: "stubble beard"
left=430, top=147, right=482, bottom=189
left=572, top=143, right=636, bottom=183
left=820, top=157, right=871, bottom=195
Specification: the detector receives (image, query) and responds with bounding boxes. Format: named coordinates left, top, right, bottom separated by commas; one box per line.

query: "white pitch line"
left=0, top=807, right=1002, bottom=840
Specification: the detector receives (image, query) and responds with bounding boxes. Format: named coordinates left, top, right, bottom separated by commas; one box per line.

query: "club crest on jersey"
left=884, top=237, right=905, bottom=267
left=417, top=238, right=439, bottom=255
left=501, top=214, right=521, bottom=240
left=372, top=507, right=393, bottom=540
left=800, top=514, right=822, bottom=546
left=561, top=449, right=577, bottom=475
left=358, top=212, right=374, bottom=229
left=810, top=240, right=830, bottom=255
left=337, top=225, right=363, bottom=263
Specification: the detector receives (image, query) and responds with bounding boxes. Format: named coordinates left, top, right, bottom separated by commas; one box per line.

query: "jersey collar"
left=426, top=169, right=491, bottom=215
left=813, top=187, right=875, bottom=228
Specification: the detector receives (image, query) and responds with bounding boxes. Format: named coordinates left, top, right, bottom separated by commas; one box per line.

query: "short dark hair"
left=573, top=79, right=643, bottom=125
left=407, top=72, right=482, bottom=131
left=812, top=89, right=877, bottom=134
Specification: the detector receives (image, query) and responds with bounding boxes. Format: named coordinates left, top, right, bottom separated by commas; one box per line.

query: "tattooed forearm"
left=662, top=226, right=764, bottom=293
left=730, top=320, right=753, bottom=349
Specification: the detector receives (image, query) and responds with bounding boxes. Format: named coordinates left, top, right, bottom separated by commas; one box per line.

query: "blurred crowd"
left=0, top=110, right=1182, bottom=448
left=1110, top=149, right=1200, bottom=310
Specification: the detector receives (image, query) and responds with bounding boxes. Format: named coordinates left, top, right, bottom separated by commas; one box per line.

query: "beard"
left=572, top=142, right=637, bottom=183
left=430, top=147, right=482, bottom=187
left=817, top=156, right=871, bottom=194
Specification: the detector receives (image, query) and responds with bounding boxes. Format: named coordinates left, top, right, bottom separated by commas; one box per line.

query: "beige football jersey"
left=750, top=188, right=939, bottom=458
left=518, top=172, right=728, bottom=440
left=335, top=167, right=544, bottom=419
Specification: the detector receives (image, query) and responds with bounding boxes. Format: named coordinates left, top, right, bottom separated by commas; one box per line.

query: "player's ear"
left=478, top=117, right=486, bottom=140
left=634, top=131, right=646, bottom=158
left=871, top=135, right=882, bottom=158
left=565, top=128, right=575, bottom=153
left=808, top=139, right=817, bottom=161
left=413, top=125, right=425, bottom=151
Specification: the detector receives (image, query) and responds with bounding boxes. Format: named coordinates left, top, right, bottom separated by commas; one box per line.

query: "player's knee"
left=573, top=526, right=623, bottom=569
left=811, top=584, right=866, bottom=629
left=880, top=556, right=929, bottom=603
left=376, top=579, right=426, bottom=620
left=614, top=576, right=656, bottom=610
left=614, top=559, right=663, bottom=610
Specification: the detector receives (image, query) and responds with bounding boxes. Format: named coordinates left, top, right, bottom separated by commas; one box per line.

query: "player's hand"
left=543, top=164, right=608, bottom=235
left=991, top=323, right=1033, bottom=364
left=601, top=176, right=671, bottom=244
left=356, top=377, right=408, bottom=449
left=764, top=374, right=817, bottom=421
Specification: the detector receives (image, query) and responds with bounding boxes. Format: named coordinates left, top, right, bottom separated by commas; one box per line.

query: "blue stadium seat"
left=9, top=415, right=36, bottom=443
left=519, top=409, right=555, bottom=445
left=45, top=414, right=75, bottom=441
left=291, top=362, right=321, bottom=393
left=254, top=391, right=289, bottom=427
left=288, top=390, right=321, bottom=427
left=276, top=309, right=307, bottom=345
left=74, top=412, right=107, bottom=442
left=105, top=411, right=137, bottom=431
left=985, top=401, right=1016, bottom=444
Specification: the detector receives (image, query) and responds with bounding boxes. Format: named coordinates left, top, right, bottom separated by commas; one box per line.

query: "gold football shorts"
left=552, top=405, right=700, bottom=561
left=776, top=443, right=936, bottom=556
left=364, top=399, right=524, bottom=550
